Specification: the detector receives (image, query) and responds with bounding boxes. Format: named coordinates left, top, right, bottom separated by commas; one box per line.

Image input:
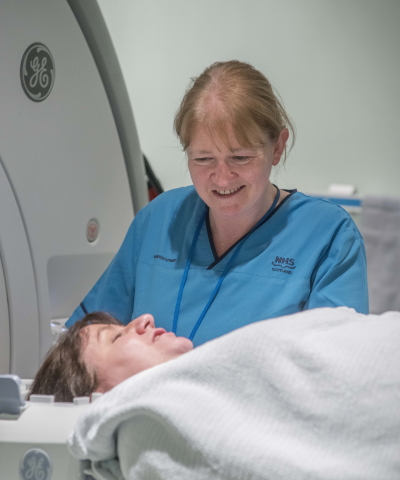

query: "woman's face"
left=187, top=125, right=288, bottom=224
left=81, top=314, right=193, bottom=392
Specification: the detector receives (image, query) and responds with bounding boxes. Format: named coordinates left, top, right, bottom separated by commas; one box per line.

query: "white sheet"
left=68, top=307, right=400, bottom=479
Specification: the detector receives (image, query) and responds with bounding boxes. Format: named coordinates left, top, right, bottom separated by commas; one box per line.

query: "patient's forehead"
left=80, top=323, right=125, bottom=353
left=79, top=323, right=105, bottom=350
left=79, top=325, right=91, bottom=348
left=79, top=324, right=114, bottom=368
left=80, top=323, right=108, bottom=342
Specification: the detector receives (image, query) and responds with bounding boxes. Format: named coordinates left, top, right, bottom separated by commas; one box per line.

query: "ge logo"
left=20, top=448, right=52, bottom=480
left=20, top=43, right=55, bottom=102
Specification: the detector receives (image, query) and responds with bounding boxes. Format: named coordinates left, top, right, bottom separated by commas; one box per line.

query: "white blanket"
left=68, top=307, right=400, bottom=480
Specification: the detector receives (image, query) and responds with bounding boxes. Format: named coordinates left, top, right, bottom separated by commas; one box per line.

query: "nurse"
left=66, top=60, right=368, bottom=345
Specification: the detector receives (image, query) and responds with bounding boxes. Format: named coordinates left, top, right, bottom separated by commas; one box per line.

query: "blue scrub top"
left=66, top=187, right=368, bottom=346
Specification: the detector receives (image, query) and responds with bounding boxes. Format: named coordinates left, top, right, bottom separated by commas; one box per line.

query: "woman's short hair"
left=28, top=312, right=122, bottom=402
left=174, top=60, right=295, bottom=160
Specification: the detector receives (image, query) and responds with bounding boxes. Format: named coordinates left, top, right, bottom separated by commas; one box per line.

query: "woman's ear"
left=272, top=128, right=289, bottom=166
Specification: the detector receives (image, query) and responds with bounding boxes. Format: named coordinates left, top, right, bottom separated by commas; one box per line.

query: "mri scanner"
left=0, top=0, right=148, bottom=477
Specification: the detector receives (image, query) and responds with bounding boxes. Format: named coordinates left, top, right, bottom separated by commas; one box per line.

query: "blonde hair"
left=174, top=60, right=295, bottom=161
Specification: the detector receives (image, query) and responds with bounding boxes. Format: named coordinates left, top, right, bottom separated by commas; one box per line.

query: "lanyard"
left=172, top=186, right=281, bottom=341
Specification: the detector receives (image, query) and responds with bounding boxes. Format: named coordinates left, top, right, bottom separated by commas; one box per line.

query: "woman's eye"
left=232, top=156, right=252, bottom=164
left=193, top=157, right=213, bottom=164
left=113, top=333, right=122, bottom=343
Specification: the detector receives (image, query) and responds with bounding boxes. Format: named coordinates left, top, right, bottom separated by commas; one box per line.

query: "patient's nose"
left=127, top=314, right=155, bottom=334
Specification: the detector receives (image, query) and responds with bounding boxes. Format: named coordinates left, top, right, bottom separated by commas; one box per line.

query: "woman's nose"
left=212, top=160, right=235, bottom=185
left=126, top=314, right=155, bottom=334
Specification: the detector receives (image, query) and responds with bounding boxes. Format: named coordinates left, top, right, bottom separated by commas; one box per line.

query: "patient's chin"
left=175, top=336, right=194, bottom=354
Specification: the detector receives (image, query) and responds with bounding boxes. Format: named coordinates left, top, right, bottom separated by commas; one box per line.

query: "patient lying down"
left=29, top=312, right=193, bottom=401
left=30, top=307, right=400, bottom=480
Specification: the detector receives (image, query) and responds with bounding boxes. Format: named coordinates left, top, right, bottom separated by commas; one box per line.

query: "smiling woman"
left=187, top=124, right=289, bottom=256
left=65, top=60, right=368, bottom=347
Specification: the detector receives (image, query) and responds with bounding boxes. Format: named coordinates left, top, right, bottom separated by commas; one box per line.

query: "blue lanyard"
left=172, top=187, right=281, bottom=340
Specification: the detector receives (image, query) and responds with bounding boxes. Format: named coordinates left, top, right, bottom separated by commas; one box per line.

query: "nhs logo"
left=272, top=256, right=296, bottom=274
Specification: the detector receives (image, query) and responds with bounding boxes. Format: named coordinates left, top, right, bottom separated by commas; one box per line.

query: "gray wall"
left=97, top=0, right=400, bottom=197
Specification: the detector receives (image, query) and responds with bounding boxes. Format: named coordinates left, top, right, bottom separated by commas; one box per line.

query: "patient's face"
left=81, top=314, right=193, bottom=392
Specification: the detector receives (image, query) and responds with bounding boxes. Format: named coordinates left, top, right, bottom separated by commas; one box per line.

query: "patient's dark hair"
left=28, top=312, right=123, bottom=402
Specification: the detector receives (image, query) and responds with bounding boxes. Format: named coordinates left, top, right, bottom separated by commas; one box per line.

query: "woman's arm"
left=305, top=227, right=369, bottom=313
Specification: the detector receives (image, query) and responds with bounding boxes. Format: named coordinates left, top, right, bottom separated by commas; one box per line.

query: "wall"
left=97, top=0, right=400, bottom=197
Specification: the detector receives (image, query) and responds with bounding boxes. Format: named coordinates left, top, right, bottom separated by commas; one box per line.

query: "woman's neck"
left=209, top=187, right=288, bottom=257
left=209, top=218, right=248, bottom=257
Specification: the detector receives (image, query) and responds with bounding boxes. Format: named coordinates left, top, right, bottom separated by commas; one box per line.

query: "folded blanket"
left=68, top=307, right=400, bottom=480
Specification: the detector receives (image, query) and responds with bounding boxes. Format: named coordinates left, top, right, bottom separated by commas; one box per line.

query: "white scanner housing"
left=0, top=0, right=148, bottom=380
left=1, top=1, right=148, bottom=478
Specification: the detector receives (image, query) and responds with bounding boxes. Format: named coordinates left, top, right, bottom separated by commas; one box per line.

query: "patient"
left=67, top=307, right=400, bottom=480
left=29, top=308, right=400, bottom=479
left=29, top=312, right=193, bottom=402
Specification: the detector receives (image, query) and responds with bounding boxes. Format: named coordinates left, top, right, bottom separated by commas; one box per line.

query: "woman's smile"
left=188, top=124, right=285, bottom=223
left=214, top=185, right=244, bottom=196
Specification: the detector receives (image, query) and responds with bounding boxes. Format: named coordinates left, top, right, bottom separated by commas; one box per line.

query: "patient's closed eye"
left=113, top=333, right=122, bottom=343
